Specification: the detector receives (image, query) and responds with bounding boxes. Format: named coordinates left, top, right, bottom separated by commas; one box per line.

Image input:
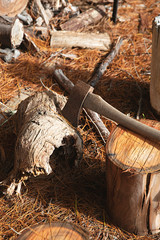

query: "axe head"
left=62, top=81, right=94, bottom=127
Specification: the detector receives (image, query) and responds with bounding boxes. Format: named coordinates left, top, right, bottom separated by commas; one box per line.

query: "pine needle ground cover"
left=0, top=0, right=160, bottom=239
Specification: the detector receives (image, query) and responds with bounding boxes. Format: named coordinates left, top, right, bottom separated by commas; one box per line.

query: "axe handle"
left=84, top=93, right=160, bottom=142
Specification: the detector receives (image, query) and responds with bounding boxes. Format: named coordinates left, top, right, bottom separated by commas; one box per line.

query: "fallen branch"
left=53, top=69, right=110, bottom=143
left=89, top=37, right=123, bottom=86
left=60, top=6, right=106, bottom=31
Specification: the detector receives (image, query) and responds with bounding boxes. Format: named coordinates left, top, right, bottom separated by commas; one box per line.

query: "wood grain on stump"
left=0, top=0, right=29, bottom=17
left=106, top=119, right=160, bottom=235
left=16, top=222, right=89, bottom=240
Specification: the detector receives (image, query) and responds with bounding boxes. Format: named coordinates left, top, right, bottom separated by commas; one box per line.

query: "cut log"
left=60, top=6, right=106, bottom=31
left=0, top=18, right=24, bottom=48
left=106, top=119, right=160, bottom=235
left=0, top=0, right=29, bottom=17
left=150, top=16, right=160, bottom=115
left=50, top=31, right=111, bottom=50
left=17, top=222, right=89, bottom=240
left=3, top=91, right=83, bottom=195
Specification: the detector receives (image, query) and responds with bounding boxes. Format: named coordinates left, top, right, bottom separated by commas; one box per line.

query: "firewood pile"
left=0, top=0, right=160, bottom=239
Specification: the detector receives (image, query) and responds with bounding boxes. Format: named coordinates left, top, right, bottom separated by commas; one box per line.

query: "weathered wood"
left=4, top=91, right=83, bottom=195
left=50, top=31, right=111, bottom=50
left=35, top=0, right=50, bottom=26
left=0, top=18, right=24, bottom=48
left=0, top=0, right=29, bottom=17
left=106, top=119, right=160, bottom=235
left=150, top=16, right=160, bottom=115
left=60, top=6, right=106, bottom=31
left=17, top=222, right=89, bottom=240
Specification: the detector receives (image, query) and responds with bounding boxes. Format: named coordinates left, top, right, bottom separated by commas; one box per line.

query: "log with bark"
left=3, top=91, right=83, bottom=196
left=60, top=6, right=106, bottom=31
left=0, top=0, right=29, bottom=17
left=17, top=222, right=89, bottom=240
left=106, top=119, right=160, bottom=235
left=50, top=31, right=111, bottom=50
left=0, top=18, right=24, bottom=48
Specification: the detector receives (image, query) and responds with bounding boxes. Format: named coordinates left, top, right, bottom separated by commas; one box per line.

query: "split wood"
left=50, top=31, right=111, bottom=51
left=35, top=0, right=50, bottom=26
left=0, top=18, right=24, bottom=48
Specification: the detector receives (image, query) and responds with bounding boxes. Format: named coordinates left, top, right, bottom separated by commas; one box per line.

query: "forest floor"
left=0, top=0, right=160, bottom=239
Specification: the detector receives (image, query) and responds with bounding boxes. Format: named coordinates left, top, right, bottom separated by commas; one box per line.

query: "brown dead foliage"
left=0, top=0, right=160, bottom=239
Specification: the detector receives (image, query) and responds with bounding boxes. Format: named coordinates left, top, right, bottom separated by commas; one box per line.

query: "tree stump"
left=150, top=16, right=160, bottom=114
left=106, top=119, right=160, bottom=235
left=0, top=0, right=29, bottom=17
left=16, top=222, right=89, bottom=240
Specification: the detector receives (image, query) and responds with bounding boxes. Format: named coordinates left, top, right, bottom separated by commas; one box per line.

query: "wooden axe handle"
left=84, top=92, right=160, bottom=142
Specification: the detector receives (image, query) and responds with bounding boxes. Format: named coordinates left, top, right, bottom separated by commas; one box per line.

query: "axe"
left=62, top=80, right=160, bottom=142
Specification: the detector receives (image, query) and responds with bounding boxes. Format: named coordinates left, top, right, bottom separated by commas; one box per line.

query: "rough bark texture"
left=15, top=90, right=82, bottom=175
left=106, top=119, right=160, bottom=235
left=150, top=16, right=160, bottom=115
left=17, top=222, right=89, bottom=240
left=4, top=91, right=83, bottom=195
left=60, top=6, right=106, bottom=31
left=0, top=0, right=29, bottom=17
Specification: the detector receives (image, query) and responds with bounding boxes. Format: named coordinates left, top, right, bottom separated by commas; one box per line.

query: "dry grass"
left=0, top=0, right=160, bottom=239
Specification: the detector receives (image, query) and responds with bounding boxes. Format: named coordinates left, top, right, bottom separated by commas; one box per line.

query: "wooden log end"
left=16, top=222, right=89, bottom=240
left=11, top=18, right=24, bottom=48
left=106, top=119, right=160, bottom=235
left=0, top=0, right=29, bottom=17
left=106, top=119, right=160, bottom=173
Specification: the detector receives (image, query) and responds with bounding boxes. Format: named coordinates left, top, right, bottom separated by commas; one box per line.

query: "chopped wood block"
left=106, top=119, right=160, bottom=235
left=50, top=31, right=111, bottom=50
left=0, top=18, right=24, bottom=48
left=17, top=222, right=89, bottom=240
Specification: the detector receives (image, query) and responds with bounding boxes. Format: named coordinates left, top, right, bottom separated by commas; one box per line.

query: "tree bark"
left=0, top=18, right=24, bottom=48
left=150, top=16, right=160, bottom=115
left=50, top=31, right=111, bottom=50
left=106, top=119, right=160, bottom=235
left=4, top=91, right=83, bottom=195
left=60, top=6, right=106, bottom=31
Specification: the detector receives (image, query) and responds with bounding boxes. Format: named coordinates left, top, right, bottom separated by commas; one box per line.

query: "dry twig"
left=88, top=37, right=123, bottom=87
